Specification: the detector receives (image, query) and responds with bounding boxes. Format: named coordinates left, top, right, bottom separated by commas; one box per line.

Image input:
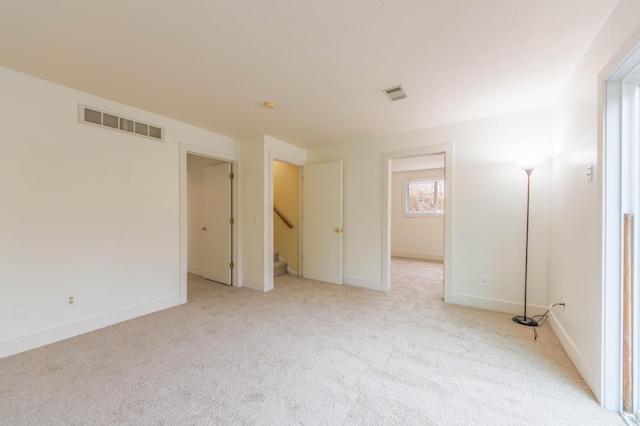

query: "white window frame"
left=403, top=178, right=444, bottom=217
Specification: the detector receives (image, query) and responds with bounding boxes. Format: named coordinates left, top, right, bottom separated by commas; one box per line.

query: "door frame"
left=382, top=144, right=453, bottom=299
left=180, top=143, right=241, bottom=303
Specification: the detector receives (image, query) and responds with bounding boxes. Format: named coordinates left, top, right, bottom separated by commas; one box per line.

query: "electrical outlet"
left=480, top=275, right=488, bottom=287
left=562, top=299, right=566, bottom=315
left=65, top=292, right=77, bottom=308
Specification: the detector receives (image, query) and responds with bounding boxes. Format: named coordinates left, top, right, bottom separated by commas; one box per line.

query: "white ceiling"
left=0, top=1, right=616, bottom=149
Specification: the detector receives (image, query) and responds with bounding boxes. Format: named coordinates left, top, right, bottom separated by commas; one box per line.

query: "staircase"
left=274, top=250, right=288, bottom=277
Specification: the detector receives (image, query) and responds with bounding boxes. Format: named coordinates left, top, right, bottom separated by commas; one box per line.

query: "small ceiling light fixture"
left=264, top=102, right=276, bottom=109
left=383, top=85, right=408, bottom=102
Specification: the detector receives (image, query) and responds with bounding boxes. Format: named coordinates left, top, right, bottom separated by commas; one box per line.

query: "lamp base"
left=512, top=315, right=538, bottom=327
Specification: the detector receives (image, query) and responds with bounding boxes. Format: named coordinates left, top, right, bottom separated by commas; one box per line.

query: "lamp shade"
left=514, top=155, right=544, bottom=171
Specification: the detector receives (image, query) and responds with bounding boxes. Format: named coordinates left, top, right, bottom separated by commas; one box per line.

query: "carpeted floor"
left=0, top=258, right=624, bottom=425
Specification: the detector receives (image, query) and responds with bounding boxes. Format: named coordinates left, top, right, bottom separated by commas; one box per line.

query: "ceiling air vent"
left=78, top=104, right=164, bottom=142
left=383, top=85, right=408, bottom=102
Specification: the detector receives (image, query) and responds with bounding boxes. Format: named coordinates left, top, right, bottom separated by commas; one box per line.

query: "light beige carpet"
left=0, top=258, right=624, bottom=425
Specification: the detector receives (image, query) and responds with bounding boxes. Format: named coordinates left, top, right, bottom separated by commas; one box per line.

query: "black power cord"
left=529, top=302, right=565, bottom=340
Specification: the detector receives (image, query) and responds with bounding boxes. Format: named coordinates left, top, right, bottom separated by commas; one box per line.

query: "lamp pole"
left=513, top=168, right=539, bottom=327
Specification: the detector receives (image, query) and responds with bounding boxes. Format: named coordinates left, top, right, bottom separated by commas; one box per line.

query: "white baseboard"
left=343, top=275, right=383, bottom=291
left=286, top=266, right=299, bottom=276
left=242, top=278, right=265, bottom=291
left=0, top=295, right=180, bottom=359
left=448, top=292, right=548, bottom=316
left=549, top=312, right=599, bottom=401
left=187, top=265, right=203, bottom=275
left=391, top=251, right=444, bottom=262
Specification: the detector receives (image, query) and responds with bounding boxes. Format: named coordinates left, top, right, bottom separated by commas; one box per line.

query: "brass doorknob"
left=335, top=228, right=342, bottom=233
left=202, top=226, right=207, bottom=231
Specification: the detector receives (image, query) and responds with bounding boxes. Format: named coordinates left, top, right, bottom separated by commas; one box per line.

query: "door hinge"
left=230, top=262, right=234, bottom=269
left=229, top=218, right=234, bottom=224
left=229, top=173, right=234, bottom=180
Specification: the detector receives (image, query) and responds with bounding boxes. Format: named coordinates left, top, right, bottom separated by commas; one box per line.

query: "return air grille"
left=383, top=85, right=408, bottom=102
left=78, top=104, right=164, bottom=141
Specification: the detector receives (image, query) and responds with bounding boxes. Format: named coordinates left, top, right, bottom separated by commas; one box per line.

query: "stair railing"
left=274, top=206, right=294, bottom=228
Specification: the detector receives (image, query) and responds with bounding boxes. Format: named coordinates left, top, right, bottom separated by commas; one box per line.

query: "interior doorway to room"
left=382, top=144, right=452, bottom=298
left=186, top=154, right=233, bottom=286
left=389, top=155, right=446, bottom=298
left=272, top=160, right=300, bottom=281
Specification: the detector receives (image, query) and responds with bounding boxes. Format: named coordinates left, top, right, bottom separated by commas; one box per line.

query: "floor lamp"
left=512, top=156, right=544, bottom=327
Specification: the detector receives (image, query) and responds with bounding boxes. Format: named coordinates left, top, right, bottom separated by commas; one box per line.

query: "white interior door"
left=203, top=163, right=232, bottom=285
left=302, top=161, right=343, bottom=284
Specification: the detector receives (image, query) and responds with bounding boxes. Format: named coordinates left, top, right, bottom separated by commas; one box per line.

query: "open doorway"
left=382, top=144, right=453, bottom=299
left=272, top=160, right=300, bottom=281
left=390, top=154, right=445, bottom=298
left=179, top=143, right=240, bottom=303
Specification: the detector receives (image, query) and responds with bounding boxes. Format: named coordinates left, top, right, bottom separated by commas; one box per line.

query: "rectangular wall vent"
left=383, top=85, right=408, bottom=102
left=78, top=104, right=164, bottom=142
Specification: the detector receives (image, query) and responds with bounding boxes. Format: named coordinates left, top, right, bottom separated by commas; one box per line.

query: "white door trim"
left=382, top=144, right=453, bottom=299
left=179, top=143, right=241, bottom=303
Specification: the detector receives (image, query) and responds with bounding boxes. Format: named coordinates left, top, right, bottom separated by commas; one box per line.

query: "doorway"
left=179, top=143, right=240, bottom=303
left=273, top=160, right=300, bottom=279
left=390, top=154, right=446, bottom=298
left=382, top=144, right=453, bottom=299
left=187, top=155, right=232, bottom=285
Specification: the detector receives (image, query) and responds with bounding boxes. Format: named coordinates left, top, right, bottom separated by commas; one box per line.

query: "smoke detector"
left=383, top=85, right=408, bottom=102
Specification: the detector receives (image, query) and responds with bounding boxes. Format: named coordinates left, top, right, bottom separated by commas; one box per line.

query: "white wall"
left=391, top=169, right=444, bottom=261
left=187, top=154, right=224, bottom=275
left=0, top=66, right=238, bottom=358
left=548, top=0, right=640, bottom=407
left=307, top=108, right=552, bottom=313
left=240, top=136, right=267, bottom=291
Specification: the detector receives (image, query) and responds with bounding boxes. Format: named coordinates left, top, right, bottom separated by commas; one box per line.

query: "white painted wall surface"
left=0, top=66, right=237, bottom=358
left=307, top=108, right=552, bottom=312
left=391, top=169, right=444, bottom=261
left=240, top=136, right=267, bottom=291
left=548, top=0, right=640, bottom=406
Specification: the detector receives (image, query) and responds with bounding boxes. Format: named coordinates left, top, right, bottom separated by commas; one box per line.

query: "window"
left=405, top=179, right=444, bottom=215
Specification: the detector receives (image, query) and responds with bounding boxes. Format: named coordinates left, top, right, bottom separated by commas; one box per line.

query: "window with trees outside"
left=405, top=179, right=444, bottom=215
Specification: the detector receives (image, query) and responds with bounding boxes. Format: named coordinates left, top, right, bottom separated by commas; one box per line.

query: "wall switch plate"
left=65, top=292, right=77, bottom=307
left=14, top=303, right=29, bottom=319
left=480, top=275, right=488, bottom=287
